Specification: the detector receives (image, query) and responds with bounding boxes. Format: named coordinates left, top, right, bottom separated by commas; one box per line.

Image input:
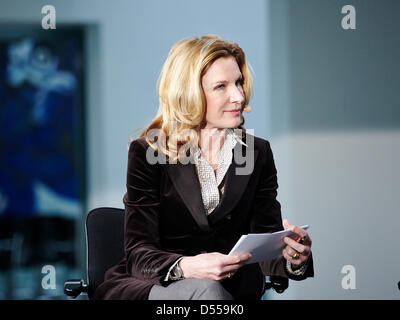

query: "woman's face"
left=201, top=56, right=245, bottom=130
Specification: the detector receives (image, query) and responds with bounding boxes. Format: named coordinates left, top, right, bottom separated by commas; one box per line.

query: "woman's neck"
left=199, top=128, right=226, bottom=167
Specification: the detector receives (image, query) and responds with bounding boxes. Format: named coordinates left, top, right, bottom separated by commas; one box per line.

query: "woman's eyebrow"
left=212, top=75, right=242, bottom=85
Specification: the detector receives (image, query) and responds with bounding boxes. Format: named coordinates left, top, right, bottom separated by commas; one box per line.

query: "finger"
left=291, top=225, right=308, bottom=240
left=286, top=224, right=312, bottom=247
left=297, top=232, right=312, bottom=246
left=282, top=248, right=307, bottom=266
left=282, top=219, right=293, bottom=231
left=213, top=263, right=242, bottom=280
left=217, top=254, right=250, bottom=276
left=220, top=260, right=252, bottom=280
left=224, top=253, right=252, bottom=265
left=222, top=271, right=235, bottom=280
left=221, top=264, right=241, bottom=276
left=216, top=272, right=235, bottom=281
left=284, top=237, right=308, bottom=254
left=284, top=241, right=311, bottom=259
left=284, top=245, right=298, bottom=257
left=282, top=249, right=292, bottom=262
left=236, top=252, right=252, bottom=262
left=284, top=245, right=304, bottom=261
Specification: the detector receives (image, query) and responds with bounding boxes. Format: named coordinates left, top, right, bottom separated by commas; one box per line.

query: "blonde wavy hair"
left=138, top=34, right=253, bottom=160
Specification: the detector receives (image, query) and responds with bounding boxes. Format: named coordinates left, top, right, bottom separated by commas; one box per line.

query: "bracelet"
left=285, top=258, right=308, bottom=276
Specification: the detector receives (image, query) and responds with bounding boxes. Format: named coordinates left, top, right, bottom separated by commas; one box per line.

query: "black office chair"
left=64, top=207, right=288, bottom=299
left=64, top=207, right=125, bottom=299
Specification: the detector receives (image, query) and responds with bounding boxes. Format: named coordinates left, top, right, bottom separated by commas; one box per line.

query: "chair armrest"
left=64, top=279, right=89, bottom=298
left=265, top=276, right=289, bottom=294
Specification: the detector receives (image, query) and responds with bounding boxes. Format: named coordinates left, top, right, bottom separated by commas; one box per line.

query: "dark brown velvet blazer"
left=93, top=134, right=314, bottom=300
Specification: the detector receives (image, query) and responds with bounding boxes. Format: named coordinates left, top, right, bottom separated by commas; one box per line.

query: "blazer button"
left=225, top=214, right=232, bottom=220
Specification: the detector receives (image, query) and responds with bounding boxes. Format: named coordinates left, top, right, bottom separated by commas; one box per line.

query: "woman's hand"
left=282, top=219, right=312, bottom=269
left=179, top=252, right=251, bottom=281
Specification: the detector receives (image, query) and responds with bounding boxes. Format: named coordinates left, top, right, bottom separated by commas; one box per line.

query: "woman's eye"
left=215, top=80, right=242, bottom=90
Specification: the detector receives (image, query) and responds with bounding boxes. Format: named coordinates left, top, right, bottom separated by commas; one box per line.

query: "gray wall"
left=267, top=0, right=400, bottom=299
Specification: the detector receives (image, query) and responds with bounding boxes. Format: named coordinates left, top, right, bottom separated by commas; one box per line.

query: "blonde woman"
left=94, top=35, right=313, bottom=300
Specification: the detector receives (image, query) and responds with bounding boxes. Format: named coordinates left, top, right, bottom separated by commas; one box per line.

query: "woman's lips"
left=225, top=110, right=241, bottom=115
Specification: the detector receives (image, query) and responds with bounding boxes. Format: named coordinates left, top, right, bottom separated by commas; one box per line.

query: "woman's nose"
left=230, top=85, right=245, bottom=104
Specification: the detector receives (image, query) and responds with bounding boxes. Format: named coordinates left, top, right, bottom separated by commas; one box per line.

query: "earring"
left=243, top=105, right=252, bottom=113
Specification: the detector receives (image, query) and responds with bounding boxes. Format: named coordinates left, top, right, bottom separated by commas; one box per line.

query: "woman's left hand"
left=282, top=219, right=312, bottom=268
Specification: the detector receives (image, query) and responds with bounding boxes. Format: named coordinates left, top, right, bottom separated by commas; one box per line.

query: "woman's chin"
left=205, top=118, right=241, bottom=129
left=230, top=118, right=241, bottom=128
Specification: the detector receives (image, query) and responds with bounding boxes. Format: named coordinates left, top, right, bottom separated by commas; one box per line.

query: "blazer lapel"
left=208, top=140, right=259, bottom=225
left=165, top=162, right=211, bottom=232
left=164, top=133, right=258, bottom=230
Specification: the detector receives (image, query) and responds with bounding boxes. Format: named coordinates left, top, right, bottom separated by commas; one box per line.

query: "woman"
left=93, top=35, right=313, bottom=300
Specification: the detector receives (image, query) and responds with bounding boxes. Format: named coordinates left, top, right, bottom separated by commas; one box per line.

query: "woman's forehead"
left=202, top=56, right=241, bottom=83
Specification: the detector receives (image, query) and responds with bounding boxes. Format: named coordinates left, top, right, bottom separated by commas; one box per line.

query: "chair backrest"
left=86, top=207, right=125, bottom=298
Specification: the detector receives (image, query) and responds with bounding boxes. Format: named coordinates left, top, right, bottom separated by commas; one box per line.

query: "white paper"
left=228, top=225, right=309, bottom=264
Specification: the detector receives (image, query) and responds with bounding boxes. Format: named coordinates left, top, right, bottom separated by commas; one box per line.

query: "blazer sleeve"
left=123, top=139, right=183, bottom=285
left=250, top=139, right=314, bottom=280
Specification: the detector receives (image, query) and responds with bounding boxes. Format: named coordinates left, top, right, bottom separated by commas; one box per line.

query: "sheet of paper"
left=228, top=225, right=309, bottom=264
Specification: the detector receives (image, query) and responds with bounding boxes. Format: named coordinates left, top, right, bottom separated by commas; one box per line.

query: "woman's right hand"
left=179, top=252, right=252, bottom=281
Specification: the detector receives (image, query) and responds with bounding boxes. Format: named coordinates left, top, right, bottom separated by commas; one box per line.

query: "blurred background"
left=0, top=0, right=398, bottom=300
